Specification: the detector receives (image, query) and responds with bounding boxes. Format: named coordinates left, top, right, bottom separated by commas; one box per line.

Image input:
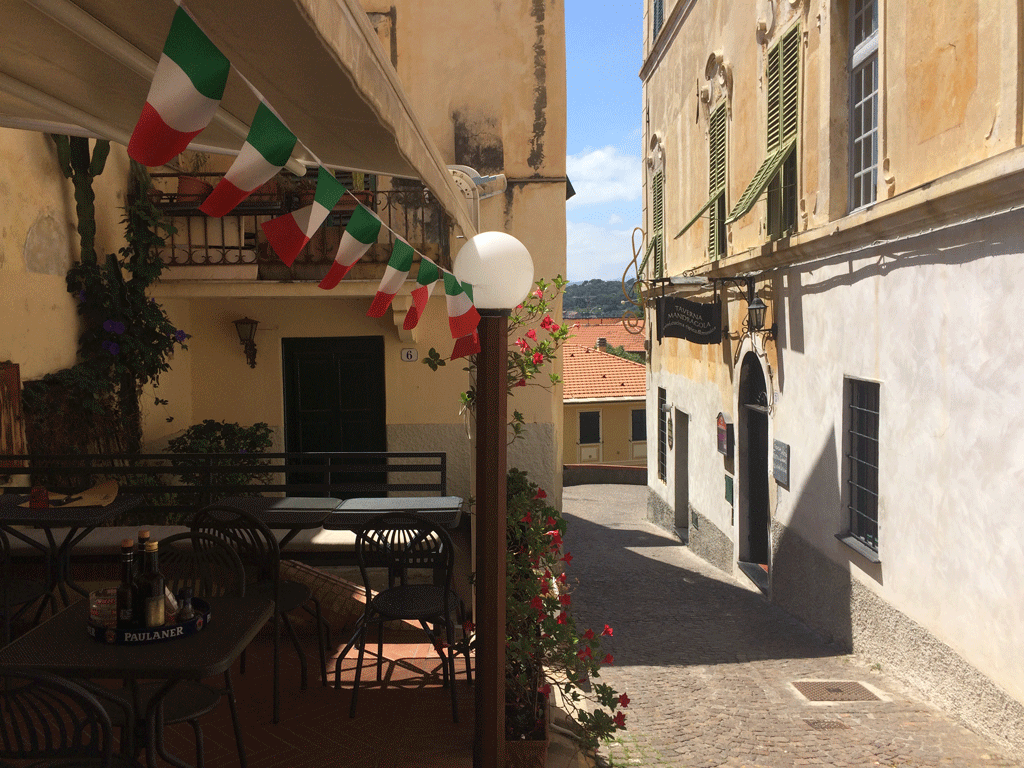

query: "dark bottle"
left=176, top=587, right=195, bottom=622
left=116, top=538, right=136, bottom=628
left=136, top=541, right=165, bottom=628
left=134, top=530, right=150, bottom=581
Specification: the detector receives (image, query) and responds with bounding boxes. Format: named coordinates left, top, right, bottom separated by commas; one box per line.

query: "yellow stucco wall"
left=563, top=400, right=646, bottom=466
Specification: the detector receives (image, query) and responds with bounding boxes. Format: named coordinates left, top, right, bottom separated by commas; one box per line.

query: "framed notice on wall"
left=773, top=440, right=790, bottom=487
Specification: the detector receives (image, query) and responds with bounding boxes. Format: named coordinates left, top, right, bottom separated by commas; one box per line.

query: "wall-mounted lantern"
left=233, top=317, right=259, bottom=368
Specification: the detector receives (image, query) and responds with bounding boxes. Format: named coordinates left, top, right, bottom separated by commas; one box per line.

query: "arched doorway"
left=739, top=352, right=770, bottom=585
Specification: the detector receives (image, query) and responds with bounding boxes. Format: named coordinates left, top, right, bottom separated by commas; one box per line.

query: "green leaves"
left=422, top=347, right=447, bottom=371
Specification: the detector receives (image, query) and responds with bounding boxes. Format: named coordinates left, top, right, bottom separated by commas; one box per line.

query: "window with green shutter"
left=728, top=24, right=800, bottom=237
left=708, top=105, right=727, bottom=260
left=653, top=0, right=664, bottom=41
left=651, top=170, right=664, bottom=278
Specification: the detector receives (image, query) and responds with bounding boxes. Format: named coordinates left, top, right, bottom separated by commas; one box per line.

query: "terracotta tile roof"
left=565, top=318, right=646, bottom=354
left=562, top=344, right=647, bottom=401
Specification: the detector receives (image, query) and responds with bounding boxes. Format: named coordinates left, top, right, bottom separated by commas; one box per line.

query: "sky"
left=564, top=0, right=643, bottom=283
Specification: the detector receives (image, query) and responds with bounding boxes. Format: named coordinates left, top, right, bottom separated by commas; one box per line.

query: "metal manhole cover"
left=792, top=681, right=879, bottom=702
left=804, top=719, right=851, bottom=730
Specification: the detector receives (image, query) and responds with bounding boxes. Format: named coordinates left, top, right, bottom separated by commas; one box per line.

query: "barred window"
left=846, top=378, right=879, bottom=551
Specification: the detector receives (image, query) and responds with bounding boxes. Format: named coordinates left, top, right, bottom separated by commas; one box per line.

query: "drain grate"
left=804, top=719, right=851, bottom=730
left=792, top=681, right=879, bottom=702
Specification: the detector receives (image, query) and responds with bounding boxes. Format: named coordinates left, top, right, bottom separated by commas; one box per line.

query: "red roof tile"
left=562, top=344, right=647, bottom=401
left=565, top=318, right=646, bottom=354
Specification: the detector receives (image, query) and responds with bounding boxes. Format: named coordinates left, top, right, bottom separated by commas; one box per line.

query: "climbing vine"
left=22, top=137, right=187, bottom=454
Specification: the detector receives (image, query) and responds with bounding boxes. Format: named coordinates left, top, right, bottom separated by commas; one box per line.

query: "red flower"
left=551, top=323, right=560, bottom=332
left=546, top=530, right=563, bottom=548
left=577, top=646, right=592, bottom=660
left=561, top=552, right=573, bottom=564
left=530, top=596, right=543, bottom=610
left=546, top=516, right=556, bottom=528
left=540, top=315, right=553, bottom=329
left=556, top=573, right=567, bottom=584
left=582, top=628, right=595, bottom=640
left=540, top=580, right=550, bottom=595
left=532, top=351, right=544, bottom=365
left=618, top=693, right=630, bottom=708
left=515, top=337, right=530, bottom=351
left=526, top=329, right=537, bottom=340
left=613, top=711, right=626, bottom=727
left=533, top=488, right=548, bottom=500
left=558, top=593, right=571, bottom=606
left=521, top=511, right=532, bottom=525
left=603, top=654, right=614, bottom=664
left=557, top=611, right=568, bottom=624
left=533, top=288, right=544, bottom=299
left=601, top=624, right=613, bottom=636
left=514, top=378, right=527, bottom=387
left=539, top=683, right=552, bottom=696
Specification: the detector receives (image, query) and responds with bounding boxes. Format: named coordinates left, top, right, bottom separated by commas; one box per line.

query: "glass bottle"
left=177, top=587, right=195, bottom=622
left=134, top=530, right=150, bottom=581
left=116, top=538, right=136, bottom=628
left=137, top=541, right=165, bottom=628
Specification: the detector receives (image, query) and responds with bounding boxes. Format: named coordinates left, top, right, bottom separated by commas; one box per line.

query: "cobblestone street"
left=563, top=484, right=1022, bottom=768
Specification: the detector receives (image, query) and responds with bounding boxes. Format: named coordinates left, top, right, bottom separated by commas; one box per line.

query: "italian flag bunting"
left=128, top=7, right=230, bottom=166
left=318, top=204, right=383, bottom=289
left=444, top=272, right=481, bottom=339
left=261, top=167, right=345, bottom=266
left=402, top=259, right=441, bottom=331
left=367, top=239, right=415, bottom=317
left=200, top=103, right=297, bottom=216
left=451, top=331, right=481, bottom=360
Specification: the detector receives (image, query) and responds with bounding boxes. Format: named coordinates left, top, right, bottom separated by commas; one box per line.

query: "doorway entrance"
left=282, top=336, right=387, bottom=496
left=739, top=352, right=770, bottom=587
left=673, top=408, right=689, bottom=542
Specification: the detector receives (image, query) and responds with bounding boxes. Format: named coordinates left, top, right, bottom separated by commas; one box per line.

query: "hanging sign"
left=657, top=296, right=721, bottom=344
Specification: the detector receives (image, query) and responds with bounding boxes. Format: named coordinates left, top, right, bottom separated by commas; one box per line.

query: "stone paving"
left=563, top=484, right=1022, bottom=768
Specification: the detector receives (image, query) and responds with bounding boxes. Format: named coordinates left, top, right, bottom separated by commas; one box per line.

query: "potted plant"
left=503, top=468, right=628, bottom=764
left=175, top=150, right=213, bottom=204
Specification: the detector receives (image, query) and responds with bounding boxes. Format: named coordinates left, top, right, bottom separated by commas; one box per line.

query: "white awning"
left=0, top=0, right=476, bottom=237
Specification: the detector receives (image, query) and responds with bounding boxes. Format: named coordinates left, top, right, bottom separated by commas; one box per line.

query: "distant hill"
left=563, top=279, right=640, bottom=318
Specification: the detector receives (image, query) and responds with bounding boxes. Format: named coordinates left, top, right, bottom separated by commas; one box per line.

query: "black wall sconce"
left=233, top=317, right=259, bottom=368
left=713, top=275, right=775, bottom=339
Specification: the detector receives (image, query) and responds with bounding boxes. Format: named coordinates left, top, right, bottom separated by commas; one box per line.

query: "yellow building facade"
left=642, top=0, right=1024, bottom=758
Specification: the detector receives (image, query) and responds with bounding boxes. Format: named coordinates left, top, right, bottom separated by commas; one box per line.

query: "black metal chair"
left=91, top=531, right=248, bottom=768
left=336, top=512, right=471, bottom=721
left=0, top=528, right=56, bottom=647
left=190, top=504, right=329, bottom=724
left=0, top=668, right=141, bottom=768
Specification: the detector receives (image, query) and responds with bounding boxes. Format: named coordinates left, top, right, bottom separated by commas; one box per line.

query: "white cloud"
left=566, top=146, right=641, bottom=209
left=607, top=213, right=622, bottom=225
left=566, top=220, right=645, bottom=282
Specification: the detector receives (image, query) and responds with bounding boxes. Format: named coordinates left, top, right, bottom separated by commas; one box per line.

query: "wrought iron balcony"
left=144, top=172, right=451, bottom=280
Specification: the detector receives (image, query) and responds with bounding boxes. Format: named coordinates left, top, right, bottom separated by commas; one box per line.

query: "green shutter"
left=651, top=171, right=664, bottom=278
left=781, top=27, right=800, bottom=142
left=766, top=44, right=782, bottom=151
left=725, top=138, right=795, bottom=224
left=708, top=106, right=727, bottom=259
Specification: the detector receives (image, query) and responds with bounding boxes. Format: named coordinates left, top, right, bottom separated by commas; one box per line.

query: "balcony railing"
left=144, top=172, right=451, bottom=280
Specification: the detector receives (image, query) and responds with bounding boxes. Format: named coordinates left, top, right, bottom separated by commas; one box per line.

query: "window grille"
left=653, top=0, right=664, bottom=41
left=658, top=388, right=668, bottom=482
left=846, top=378, right=879, bottom=550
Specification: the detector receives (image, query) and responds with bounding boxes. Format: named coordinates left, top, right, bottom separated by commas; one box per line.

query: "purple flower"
left=102, top=320, right=125, bottom=335
left=101, top=340, right=120, bottom=355
left=173, top=329, right=189, bottom=343
left=77, top=289, right=86, bottom=302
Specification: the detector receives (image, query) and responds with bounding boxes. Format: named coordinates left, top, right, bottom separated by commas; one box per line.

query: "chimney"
left=596, top=337, right=607, bottom=352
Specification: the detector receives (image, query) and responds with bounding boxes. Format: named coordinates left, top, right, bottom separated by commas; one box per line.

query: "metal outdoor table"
left=0, top=493, right=142, bottom=606
left=0, top=595, right=274, bottom=768
left=324, top=496, right=464, bottom=531
left=216, top=496, right=342, bottom=549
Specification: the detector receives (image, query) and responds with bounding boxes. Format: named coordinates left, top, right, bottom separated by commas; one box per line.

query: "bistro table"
left=0, top=595, right=274, bottom=768
left=215, top=495, right=342, bottom=549
left=324, top=496, right=464, bottom=531
left=0, top=492, right=142, bottom=607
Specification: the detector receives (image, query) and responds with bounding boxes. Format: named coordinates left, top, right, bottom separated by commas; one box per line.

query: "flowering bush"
left=424, top=276, right=573, bottom=442
left=505, top=467, right=628, bottom=750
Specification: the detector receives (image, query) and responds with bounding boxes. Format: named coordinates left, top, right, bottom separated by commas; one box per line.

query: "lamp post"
left=454, top=231, right=534, bottom=768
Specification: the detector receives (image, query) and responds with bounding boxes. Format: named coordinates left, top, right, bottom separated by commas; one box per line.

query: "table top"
left=0, top=596, right=274, bottom=679
left=324, top=496, right=464, bottom=530
left=0, top=494, right=142, bottom=527
left=215, top=496, right=342, bottom=529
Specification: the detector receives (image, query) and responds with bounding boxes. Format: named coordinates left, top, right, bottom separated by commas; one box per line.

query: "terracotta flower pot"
left=176, top=175, right=214, bottom=205
left=506, top=693, right=550, bottom=768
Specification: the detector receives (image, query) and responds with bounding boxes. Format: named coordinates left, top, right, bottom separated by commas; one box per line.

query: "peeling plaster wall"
left=0, top=130, right=129, bottom=381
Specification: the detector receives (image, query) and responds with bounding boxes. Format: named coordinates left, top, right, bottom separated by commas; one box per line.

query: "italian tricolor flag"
left=367, top=240, right=415, bottom=317
left=451, top=331, right=481, bottom=360
left=318, top=205, right=383, bottom=289
left=261, top=167, right=345, bottom=266
left=128, top=7, right=230, bottom=167
left=402, top=259, right=441, bottom=331
left=200, top=103, right=296, bottom=216
left=444, top=272, right=480, bottom=338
